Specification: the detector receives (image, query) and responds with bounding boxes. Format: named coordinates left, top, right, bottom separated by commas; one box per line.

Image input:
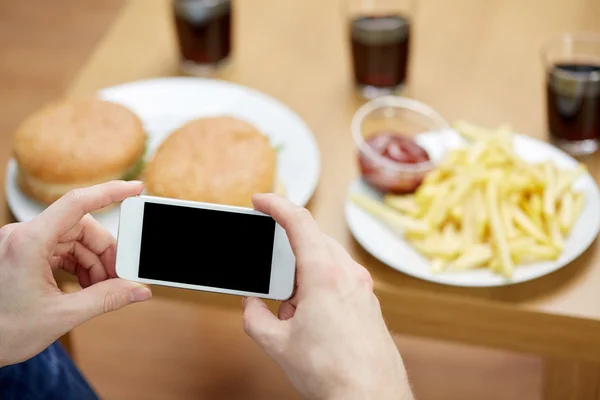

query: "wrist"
left=0, top=352, right=10, bottom=368
left=328, top=383, right=413, bottom=400
left=326, top=359, right=413, bottom=400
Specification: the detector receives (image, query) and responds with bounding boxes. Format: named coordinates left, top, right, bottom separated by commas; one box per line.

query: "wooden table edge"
left=133, top=280, right=600, bottom=363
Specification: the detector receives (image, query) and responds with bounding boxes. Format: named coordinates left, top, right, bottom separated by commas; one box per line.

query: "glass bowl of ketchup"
left=351, top=96, right=450, bottom=194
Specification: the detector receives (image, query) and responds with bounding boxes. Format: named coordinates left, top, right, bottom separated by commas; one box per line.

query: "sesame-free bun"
left=144, top=116, right=276, bottom=207
left=13, top=98, right=146, bottom=204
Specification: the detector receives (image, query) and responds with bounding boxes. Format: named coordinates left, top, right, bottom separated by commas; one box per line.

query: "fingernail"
left=130, top=286, right=152, bottom=303
left=129, top=180, right=143, bottom=186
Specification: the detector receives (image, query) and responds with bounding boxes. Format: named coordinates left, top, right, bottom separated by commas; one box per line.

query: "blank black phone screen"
left=138, top=202, right=275, bottom=294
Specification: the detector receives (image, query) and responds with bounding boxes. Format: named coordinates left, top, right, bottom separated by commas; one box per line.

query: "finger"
left=60, top=214, right=118, bottom=278
left=0, top=223, right=20, bottom=246
left=56, top=278, right=152, bottom=329
left=55, top=241, right=109, bottom=284
left=324, top=235, right=374, bottom=290
left=323, top=234, right=353, bottom=273
left=242, top=297, right=287, bottom=350
left=50, top=255, right=77, bottom=272
left=51, top=255, right=93, bottom=288
left=277, top=301, right=296, bottom=321
left=252, top=193, right=332, bottom=268
left=30, top=180, right=143, bottom=243
left=77, top=267, right=92, bottom=289
left=323, top=234, right=365, bottom=273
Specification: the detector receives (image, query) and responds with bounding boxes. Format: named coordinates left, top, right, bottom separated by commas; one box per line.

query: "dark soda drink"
left=173, top=0, right=232, bottom=73
left=546, top=63, right=600, bottom=154
left=350, top=15, right=410, bottom=97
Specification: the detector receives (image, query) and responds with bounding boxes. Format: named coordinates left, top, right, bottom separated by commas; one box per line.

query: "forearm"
left=328, top=363, right=414, bottom=400
left=328, top=382, right=414, bottom=400
left=0, top=328, right=11, bottom=367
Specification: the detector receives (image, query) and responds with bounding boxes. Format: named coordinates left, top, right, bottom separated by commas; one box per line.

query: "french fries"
left=352, top=121, right=587, bottom=278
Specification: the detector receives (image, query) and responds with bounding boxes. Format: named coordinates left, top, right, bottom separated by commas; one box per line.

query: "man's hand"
left=243, top=194, right=413, bottom=400
left=0, top=180, right=151, bottom=366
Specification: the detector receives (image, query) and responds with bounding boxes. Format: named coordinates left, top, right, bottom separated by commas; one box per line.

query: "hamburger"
left=144, top=116, right=281, bottom=207
left=12, top=98, right=147, bottom=204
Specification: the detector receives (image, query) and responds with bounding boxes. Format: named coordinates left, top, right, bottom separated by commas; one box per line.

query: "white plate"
left=345, top=130, right=600, bottom=287
left=5, top=77, right=320, bottom=236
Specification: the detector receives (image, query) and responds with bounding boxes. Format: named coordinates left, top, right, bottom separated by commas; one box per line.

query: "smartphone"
left=115, top=195, right=296, bottom=300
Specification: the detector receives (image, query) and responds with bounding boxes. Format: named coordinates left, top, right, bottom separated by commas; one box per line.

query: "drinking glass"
left=345, top=0, right=414, bottom=99
left=172, top=0, right=232, bottom=76
left=542, top=33, right=600, bottom=156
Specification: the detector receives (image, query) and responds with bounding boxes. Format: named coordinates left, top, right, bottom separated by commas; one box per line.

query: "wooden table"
left=5, top=0, right=600, bottom=397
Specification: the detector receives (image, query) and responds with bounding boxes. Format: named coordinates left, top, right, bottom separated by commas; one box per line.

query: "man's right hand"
left=243, top=194, right=413, bottom=400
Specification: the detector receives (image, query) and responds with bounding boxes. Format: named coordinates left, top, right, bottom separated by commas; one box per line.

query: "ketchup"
left=358, top=132, right=430, bottom=193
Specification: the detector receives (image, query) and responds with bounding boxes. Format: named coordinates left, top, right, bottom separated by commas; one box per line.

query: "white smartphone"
left=115, top=195, right=296, bottom=300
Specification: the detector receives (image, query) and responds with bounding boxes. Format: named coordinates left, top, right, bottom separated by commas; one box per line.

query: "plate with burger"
left=5, top=77, right=321, bottom=236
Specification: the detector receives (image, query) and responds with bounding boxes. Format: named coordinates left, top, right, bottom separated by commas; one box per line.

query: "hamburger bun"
left=13, top=98, right=146, bottom=204
left=144, top=116, right=276, bottom=207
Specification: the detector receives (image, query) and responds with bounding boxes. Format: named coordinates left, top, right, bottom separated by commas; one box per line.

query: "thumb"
left=58, top=279, right=152, bottom=329
left=242, top=297, right=287, bottom=350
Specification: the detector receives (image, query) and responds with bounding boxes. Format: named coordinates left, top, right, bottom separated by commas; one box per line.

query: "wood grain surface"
left=0, top=0, right=124, bottom=224
left=71, top=287, right=541, bottom=400
left=60, top=0, right=600, bottom=362
left=1, top=0, right=595, bottom=398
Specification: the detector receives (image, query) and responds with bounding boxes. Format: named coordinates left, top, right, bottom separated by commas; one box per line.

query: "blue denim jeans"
left=0, top=341, right=98, bottom=400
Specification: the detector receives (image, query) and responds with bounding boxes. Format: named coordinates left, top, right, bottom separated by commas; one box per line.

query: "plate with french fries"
left=346, top=121, right=600, bottom=286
